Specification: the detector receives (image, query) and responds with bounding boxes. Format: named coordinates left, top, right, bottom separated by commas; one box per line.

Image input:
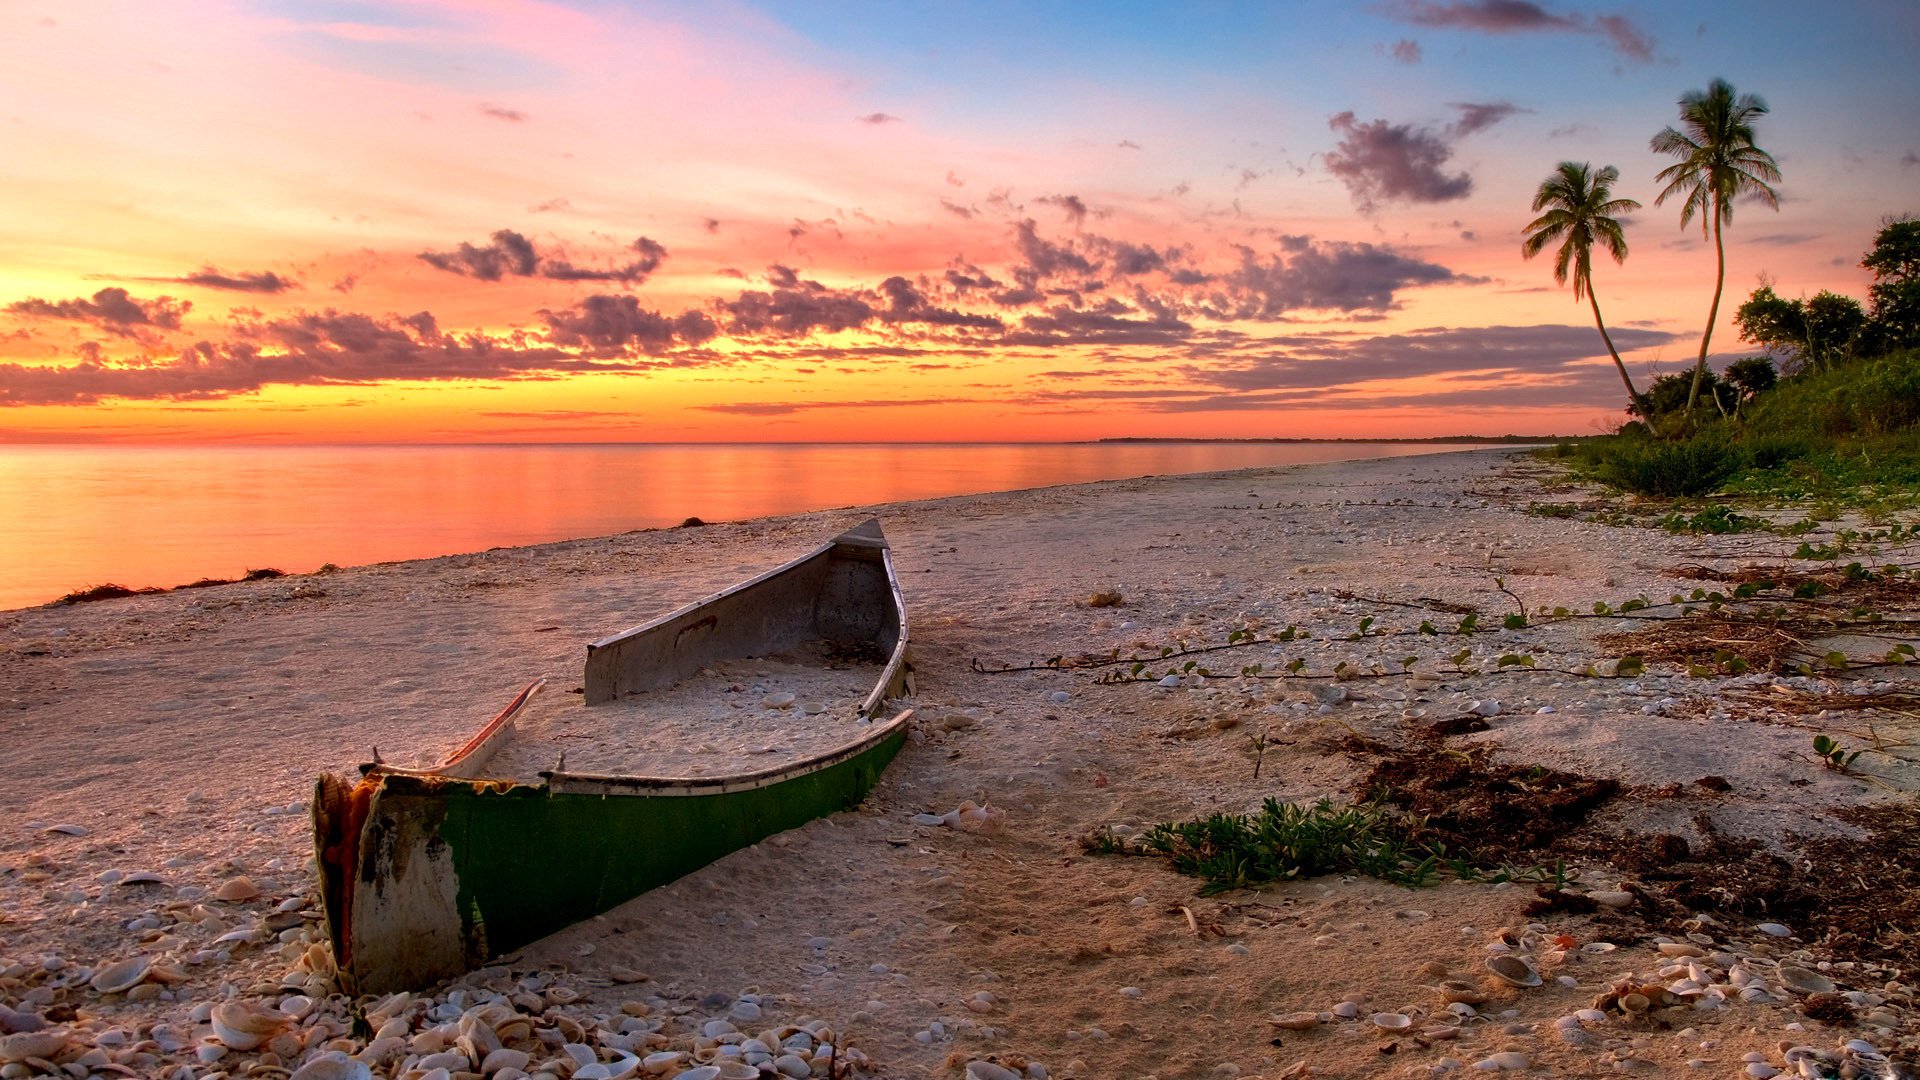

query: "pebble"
left=1471, top=1052, right=1529, bottom=1070
left=1047, top=690, right=1071, bottom=703
left=1755, top=922, right=1793, bottom=937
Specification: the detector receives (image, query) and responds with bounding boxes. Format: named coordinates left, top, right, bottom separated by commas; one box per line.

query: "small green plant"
left=1108, top=798, right=1551, bottom=894
left=1658, top=504, right=1757, bottom=534
left=1812, top=734, right=1864, bottom=771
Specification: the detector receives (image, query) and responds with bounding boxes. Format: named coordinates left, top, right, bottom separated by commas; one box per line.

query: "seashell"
left=289, top=1052, right=373, bottom=1080
left=1370, top=1012, right=1413, bottom=1032
left=1439, top=980, right=1488, bottom=1005
left=711, top=1063, right=756, bottom=1080
left=1620, top=992, right=1651, bottom=1013
left=1420, top=961, right=1450, bottom=978
left=1588, top=890, right=1634, bottom=909
left=641, top=1052, right=686, bottom=1075
left=483, top=1049, right=532, bottom=1075
left=672, top=1068, right=721, bottom=1080
left=545, top=986, right=581, bottom=1006
left=1580, top=941, right=1617, bottom=954
left=1474, top=1052, right=1530, bottom=1071
left=1485, top=954, right=1542, bottom=988
left=90, top=956, right=152, bottom=994
left=1446, top=1002, right=1479, bottom=1019
left=211, top=1000, right=294, bottom=1050
left=1, top=1030, right=70, bottom=1063
left=216, top=877, right=263, bottom=902
left=1267, top=1012, right=1321, bottom=1030
left=964, top=1062, right=1021, bottom=1080
left=1777, top=966, right=1836, bottom=995
left=1657, top=942, right=1706, bottom=958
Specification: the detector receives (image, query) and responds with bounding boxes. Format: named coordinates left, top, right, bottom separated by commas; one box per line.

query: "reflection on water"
left=0, top=442, right=1495, bottom=610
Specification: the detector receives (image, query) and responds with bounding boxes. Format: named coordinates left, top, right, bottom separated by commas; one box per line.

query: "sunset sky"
left=1, top=1, right=1914, bottom=443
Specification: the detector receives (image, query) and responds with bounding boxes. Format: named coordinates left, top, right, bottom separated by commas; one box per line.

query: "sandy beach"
left=3, top=447, right=1917, bottom=1079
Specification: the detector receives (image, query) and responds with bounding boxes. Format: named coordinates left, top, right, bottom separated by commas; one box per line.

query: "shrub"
left=1594, top=436, right=1740, bottom=497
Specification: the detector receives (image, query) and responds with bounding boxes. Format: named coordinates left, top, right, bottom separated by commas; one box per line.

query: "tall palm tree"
left=1522, top=161, right=1649, bottom=418
left=1651, top=78, right=1781, bottom=415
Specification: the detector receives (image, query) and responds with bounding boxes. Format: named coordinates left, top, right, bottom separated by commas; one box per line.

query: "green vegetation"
left=1562, top=210, right=1920, bottom=499
left=1086, top=797, right=1552, bottom=893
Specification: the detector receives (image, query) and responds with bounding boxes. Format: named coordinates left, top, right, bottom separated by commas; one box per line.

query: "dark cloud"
left=1001, top=300, right=1192, bottom=347
left=1096, top=238, right=1169, bottom=276
left=945, top=265, right=1000, bottom=293
left=419, top=230, right=538, bottom=280
left=1036, top=194, right=1089, bottom=226
left=1382, top=1, right=1655, bottom=60
left=857, top=112, right=901, bottom=125
left=1185, top=323, right=1679, bottom=393
left=1590, top=14, right=1655, bottom=60
left=1013, top=219, right=1094, bottom=278
left=1449, top=101, right=1524, bottom=135
left=1325, top=112, right=1472, bottom=211
left=529, top=198, right=573, bottom=213
left=939, top=199, right=975, bottom=219
left=541, top=295, right=718, bottom=354
left=479, top=102, right=528, bottom=122
left=167, top=267, right=298, bottom=293
left=876, top=277, right=1004, bottom=330
left=1211, top=239, right=1463, bottom=318
left=7, top=288, right=189, bottom=338
left=1747, top=233, right=1821, bottom=247
left=723, top=270, right=875, bottom=336
left=541, top=238, right=668, bottom=282
left=0, top=309, right=681, bottom=406
left=1118, top=140, right=1142, bottom=150
left=419, top=230, right=668, bottom=284
left=1391, top=38, right=1422, bottom=62
left=1900, top=151, right=1918, bottom=167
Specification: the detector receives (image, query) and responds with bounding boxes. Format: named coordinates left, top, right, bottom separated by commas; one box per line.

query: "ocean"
left=0, top=441, right=1504, bottom=611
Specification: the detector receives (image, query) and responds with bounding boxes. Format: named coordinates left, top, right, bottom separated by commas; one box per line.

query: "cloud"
left=7, top=288, right=189, bottom=338
left=876, top=277, right=1004, bottom=330
left=1036, top=194, right=1089, bottom=226
left=1183, top=323, right=1679, bottom=393
left=419, top=230, right=538, bottom=280
left=1001, top=301, right=1192, bottom=347
left=1449, top=101, right=1524, bottom=136
left=723, top=271, right=875, bottom=336
left=164, top=267, right=298, bottom=293
left=0, top=309, right=633, bottom=406
left=1117, top=139, right=1143, bottom=150
left=479, top=102, right=527, bottom=122
left=1381, top=0, right=1655, bottom=60
left=540, top=295, right=718, bottom=354
left=1391, top=38, right=1422, bottom=62
left=857, top=112, right=901, bottom=125
left=542, top=238, right=668, bottom=282
left=1012, top=219, right=1094, bottom=278
left=419, top=230, right=668, bottom=284
left=1324, top=112, right=1473, bottom=210
left=1902, top=151, right=1918, bottom=167
left=939, top=198, right=975, bottom=219
left=1210, top=239, right=1464, bottom=317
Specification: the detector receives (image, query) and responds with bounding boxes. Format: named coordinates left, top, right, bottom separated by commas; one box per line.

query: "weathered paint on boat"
left=313, top=519, right=913, bottom=994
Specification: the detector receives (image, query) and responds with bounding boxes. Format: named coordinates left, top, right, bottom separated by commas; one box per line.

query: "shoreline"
left=2, top=447, right=1916, bottom=1077
left=2, top=443, right=1508, bottom=616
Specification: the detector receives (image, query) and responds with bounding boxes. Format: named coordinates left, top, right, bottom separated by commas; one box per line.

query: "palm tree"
left=1651, top=78, right=1781, bottom=415
left=1522, top=161, right=1649, bottom=418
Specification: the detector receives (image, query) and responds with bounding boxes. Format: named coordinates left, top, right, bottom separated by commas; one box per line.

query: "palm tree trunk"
left=1686, top=208, right=1727, bottom=414
left=1589, top=289, right=1650, bottom=418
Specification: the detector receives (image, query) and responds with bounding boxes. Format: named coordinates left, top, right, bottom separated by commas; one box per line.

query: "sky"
left=0, top=1, right=1915, bottom=443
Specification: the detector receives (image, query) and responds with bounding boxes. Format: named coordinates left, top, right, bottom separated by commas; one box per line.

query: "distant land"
left=1097, top=435, right=1567, bottom=444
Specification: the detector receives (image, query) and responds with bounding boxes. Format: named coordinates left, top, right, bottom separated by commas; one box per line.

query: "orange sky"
left=1, top=1, right=1912, bottom=443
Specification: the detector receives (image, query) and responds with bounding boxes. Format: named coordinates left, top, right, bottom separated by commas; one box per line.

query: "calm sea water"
left=0, top=442, right=1498, bottom=611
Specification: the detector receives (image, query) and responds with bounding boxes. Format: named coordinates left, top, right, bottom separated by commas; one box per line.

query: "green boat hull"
left=318, top=722, right=906, bottom=994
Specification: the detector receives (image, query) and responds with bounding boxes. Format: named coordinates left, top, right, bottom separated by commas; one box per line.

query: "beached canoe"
left=311, top=519, right=913, bottom=994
